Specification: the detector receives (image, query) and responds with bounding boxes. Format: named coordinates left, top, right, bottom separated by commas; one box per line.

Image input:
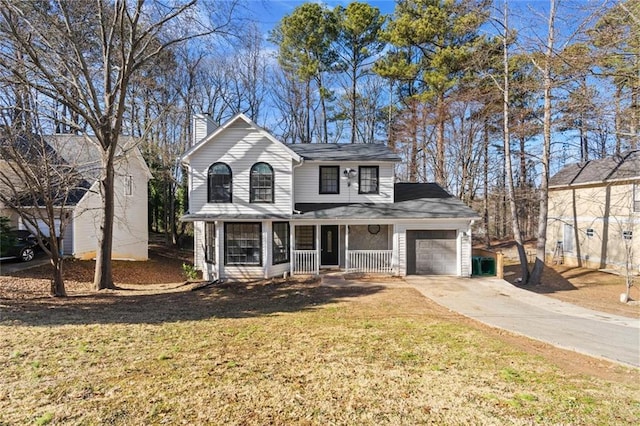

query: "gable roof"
left=550, top=150, right=640, bottom=188
left=43, top=134, right=152, bottom=182
left=0, top=133, right=93, bottom=207
left=181, top=113, right=301, bottom=163
left=287, top=143, right=400, bottom=162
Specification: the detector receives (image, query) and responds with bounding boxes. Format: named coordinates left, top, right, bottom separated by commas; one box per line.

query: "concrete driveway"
left=406, top=276, right=640, bottom=368
left=0, top=254, right=49, bottom=276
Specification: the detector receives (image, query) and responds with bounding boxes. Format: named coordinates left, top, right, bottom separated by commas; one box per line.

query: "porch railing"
left=347, top=250, right=393, bottom=274
left=292, top=250, right=318, bottom=275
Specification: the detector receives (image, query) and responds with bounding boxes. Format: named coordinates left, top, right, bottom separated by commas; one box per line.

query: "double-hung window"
left=250, top=162, right=274, bottom=203
left=204, top=222, right=215, bottom=264
left=295, top=225, right=315, bottom=250
left=272, top=222, right=290, bottom=265
left=225, top=222, right=262, bottom=266
left=358, top=166, right=379, bottom=194
left=319, top=166, right=339, bottom=194
left=208, top=162, right=232, bottom=203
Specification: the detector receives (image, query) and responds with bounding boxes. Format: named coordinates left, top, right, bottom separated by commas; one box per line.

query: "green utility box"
left=472, top=256, right=482, bottom=275
left=472, top=256, right=496, bottom=276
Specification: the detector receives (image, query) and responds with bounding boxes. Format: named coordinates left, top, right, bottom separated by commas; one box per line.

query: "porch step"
left=320, top=271, right=348, bottom=287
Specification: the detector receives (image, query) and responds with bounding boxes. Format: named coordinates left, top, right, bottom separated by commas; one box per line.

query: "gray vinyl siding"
left=294, top=162, right=395, bottom=204
left=189, top=128, right=293, bottom=216
left=62, top=220, right=73, bottom=256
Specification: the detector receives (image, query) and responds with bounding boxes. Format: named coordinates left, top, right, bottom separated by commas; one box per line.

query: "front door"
left=321, top=225, right=339, bottom=266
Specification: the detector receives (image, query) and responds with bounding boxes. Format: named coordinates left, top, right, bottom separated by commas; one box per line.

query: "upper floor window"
left=358, top=166, right=379, bottom=194
left=208, top=162, right=232, bottom=203
left=634, top=183, right=640, bottom=212
left=250, top=162, right=274, bottom=203
left=319, top=166, right=340, bottom=194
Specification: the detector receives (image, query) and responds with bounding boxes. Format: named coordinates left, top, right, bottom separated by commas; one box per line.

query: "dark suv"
left=0, top=230, right=38, bottom=262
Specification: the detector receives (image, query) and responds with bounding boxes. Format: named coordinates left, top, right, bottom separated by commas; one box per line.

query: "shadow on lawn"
left=0, top=280, right=386, bottom=326
left=503, top=264, right=579, bottom=294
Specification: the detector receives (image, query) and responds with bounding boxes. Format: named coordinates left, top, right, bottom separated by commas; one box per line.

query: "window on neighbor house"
left=205, top=222, right=215, bottom=264
left=358, top=166, right=379, bottom=194
left=250, top=162, right=274, bottom=203
left=225, top=222, right=262, bottom=266
left=319, top=166, right=339, bottom=194
left=563, top=223, right=574, bottom=253
left=208, top=162, right=232, bottom=203
left=124, top=175, right=133, bottom=196
left=634, top=183, right=640, bottom=212
left=295, top=225, right=315, bottom=250
left=272, top=222, right=290, bottom=265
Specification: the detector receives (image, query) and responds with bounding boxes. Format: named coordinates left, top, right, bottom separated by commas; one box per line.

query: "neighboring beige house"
left=1, top=134, right=151, bottom=261
left=181, top=113, right=479, bottom=281
left=547, top=150, right=640, bottom=272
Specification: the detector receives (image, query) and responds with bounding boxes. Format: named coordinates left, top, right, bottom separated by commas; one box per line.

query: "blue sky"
left=249, top=0, right=397, bottom=32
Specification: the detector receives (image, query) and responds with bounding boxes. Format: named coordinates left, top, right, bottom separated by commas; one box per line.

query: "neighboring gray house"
left=2, top=134, right=151, bottom=261
left=181, top=113, right=479, bottom=281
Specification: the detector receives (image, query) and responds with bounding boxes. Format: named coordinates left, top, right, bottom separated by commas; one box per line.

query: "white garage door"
left=415, top=239, right=457, bottom=275
left=407, top=230, right=457, bottom=275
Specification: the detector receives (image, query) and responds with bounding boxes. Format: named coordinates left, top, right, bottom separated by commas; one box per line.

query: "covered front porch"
left=291, top=223, right=395, bottom=275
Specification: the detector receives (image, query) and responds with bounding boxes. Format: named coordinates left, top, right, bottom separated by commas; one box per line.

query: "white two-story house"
left=181, top=113, right=479, bottom=281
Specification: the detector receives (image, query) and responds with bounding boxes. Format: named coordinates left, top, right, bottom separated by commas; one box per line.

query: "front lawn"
left=1, top=278, right=638, bottom=425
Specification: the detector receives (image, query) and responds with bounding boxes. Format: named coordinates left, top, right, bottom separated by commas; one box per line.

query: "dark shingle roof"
left=550, top=151, right=640, bottom=187
left=394, top=183, right=452, bottom=201
left=294, top=183, right=477, bottom=220
left=287, top=143, right=401, bottom=162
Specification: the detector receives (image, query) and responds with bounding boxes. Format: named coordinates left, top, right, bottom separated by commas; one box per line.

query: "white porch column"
left=391, top=223, right=398, bottom=275
left=215, top=221, right=223, bottom=280
left=290, top=223, right=295, bottom=275
left=345, top=224, right=350, bottom=272
left=264, top=221, right=271, bottom=279
left=315, top=224, right=320, bottom=275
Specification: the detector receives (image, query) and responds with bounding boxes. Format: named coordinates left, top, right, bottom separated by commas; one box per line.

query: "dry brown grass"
left=1, top=270, right=639, bottom=425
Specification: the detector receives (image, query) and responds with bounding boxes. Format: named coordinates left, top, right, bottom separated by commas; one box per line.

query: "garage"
left=407, top=230, right=457, bottom=275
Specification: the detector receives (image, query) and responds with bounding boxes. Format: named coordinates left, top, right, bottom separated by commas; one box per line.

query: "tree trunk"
left=502, top=0, right=529, bottom=282
left=529, top=0, right=557, bottom=286
left=94, top=151, right=116, bottom=290
left=435, top=93, right=446, bottom=187
left=351, top=60, right=357, bottom=144
left=615, top=85, right=622, bottom=155
left=409, top=101, right=419, bottom=181
left=50, top=254, right=66, bottom=297
left=483, top=119, right=491, bottom=248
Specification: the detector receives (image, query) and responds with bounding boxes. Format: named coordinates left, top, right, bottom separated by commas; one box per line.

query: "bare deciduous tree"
left=0, top=0, right=237, bottom=290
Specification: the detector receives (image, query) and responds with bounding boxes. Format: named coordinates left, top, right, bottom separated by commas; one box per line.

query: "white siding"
left=193, top=220, right=204, bottom=270
left=71, top=155, right=149, bottom=260
left=294, top=162, right=395, bottom=204
left=189, top=128, right=294, bottom=215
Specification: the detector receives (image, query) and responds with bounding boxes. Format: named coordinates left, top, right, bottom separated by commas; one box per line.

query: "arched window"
left=208, top=162, right=232, bottom=203
left=250, top=162, right=274, bottom=203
